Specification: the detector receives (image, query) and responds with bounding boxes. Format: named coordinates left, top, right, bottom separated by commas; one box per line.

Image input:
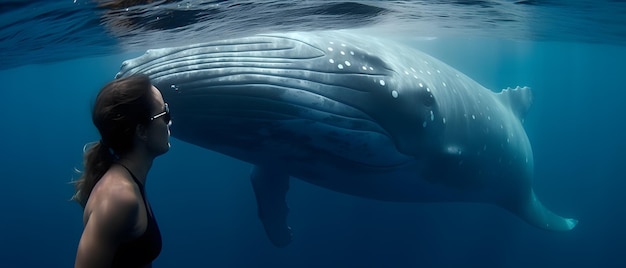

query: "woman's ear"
left=135, top=124, right=149, bottom=142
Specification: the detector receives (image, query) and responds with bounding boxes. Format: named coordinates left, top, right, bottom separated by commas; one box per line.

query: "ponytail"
left=71, top=141, right=116, bottom=208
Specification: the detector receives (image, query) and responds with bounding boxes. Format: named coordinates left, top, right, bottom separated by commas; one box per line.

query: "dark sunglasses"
left=149, top=103, right=171, bottom=123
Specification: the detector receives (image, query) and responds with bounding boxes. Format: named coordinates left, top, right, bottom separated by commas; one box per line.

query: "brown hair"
left=72, top=74, right=154, bottom=207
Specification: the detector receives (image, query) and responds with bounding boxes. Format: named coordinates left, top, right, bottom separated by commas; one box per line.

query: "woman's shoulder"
left=84, top=168, right=142, bottom=225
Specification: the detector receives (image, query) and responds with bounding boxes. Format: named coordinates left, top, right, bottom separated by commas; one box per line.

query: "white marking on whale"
left=116, top=30, right=577, bottom=247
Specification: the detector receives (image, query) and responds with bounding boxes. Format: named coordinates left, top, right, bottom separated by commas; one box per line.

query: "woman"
left=73, top=74, right=171, bottom=268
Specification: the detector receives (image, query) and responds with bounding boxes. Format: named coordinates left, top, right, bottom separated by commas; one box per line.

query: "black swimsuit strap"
left=117, top=163, right=153, bottom=217
left=118, top=163, right=144, bottom=192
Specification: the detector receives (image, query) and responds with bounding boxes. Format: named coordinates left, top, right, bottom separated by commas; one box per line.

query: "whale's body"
left=116, top=30, right=577, bottom=247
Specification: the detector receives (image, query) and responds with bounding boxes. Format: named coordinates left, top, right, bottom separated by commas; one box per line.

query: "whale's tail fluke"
left=503, top=190, right=578, bottom=231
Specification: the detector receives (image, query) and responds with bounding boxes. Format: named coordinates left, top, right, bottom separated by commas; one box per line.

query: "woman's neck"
left=117, top=151, right=153, bottom=187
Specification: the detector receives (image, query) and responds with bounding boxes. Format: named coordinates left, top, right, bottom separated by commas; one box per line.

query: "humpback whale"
left=116, top=30, right=577, bottom=247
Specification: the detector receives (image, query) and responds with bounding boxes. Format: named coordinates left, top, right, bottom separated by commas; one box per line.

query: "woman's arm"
left=75, top=191, right=139, bottom=268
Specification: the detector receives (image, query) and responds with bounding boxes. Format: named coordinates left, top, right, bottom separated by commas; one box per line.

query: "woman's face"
left=146, top=85, right=171, bottom=156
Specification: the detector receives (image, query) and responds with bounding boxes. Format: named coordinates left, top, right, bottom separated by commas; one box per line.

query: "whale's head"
left=116, top=32, right=444, bottom=162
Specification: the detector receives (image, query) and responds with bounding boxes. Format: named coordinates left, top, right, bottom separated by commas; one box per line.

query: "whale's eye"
left=422, top=90, right=435, bottom=107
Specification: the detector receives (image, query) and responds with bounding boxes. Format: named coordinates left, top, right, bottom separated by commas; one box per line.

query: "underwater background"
left=1, top=1, right=625, bottom=267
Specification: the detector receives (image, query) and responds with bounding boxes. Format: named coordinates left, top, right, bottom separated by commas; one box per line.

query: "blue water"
left=1, top=1, right=625, bottom=267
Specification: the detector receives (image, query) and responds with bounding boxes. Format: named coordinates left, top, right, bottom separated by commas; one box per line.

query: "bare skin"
left=75, top=86, right=170, bottom=268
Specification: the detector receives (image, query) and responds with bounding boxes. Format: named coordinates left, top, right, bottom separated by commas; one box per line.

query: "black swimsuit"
left=112, top=164, right=162, bottom=268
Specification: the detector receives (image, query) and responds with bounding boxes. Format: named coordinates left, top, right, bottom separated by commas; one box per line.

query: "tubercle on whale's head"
left=115, top=59, right=137, bottom=79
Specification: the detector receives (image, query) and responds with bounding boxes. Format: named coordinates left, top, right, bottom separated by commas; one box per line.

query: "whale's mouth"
left=159, top=70, right=387, bottom=125
left=163, top=80, right=412, bottom=168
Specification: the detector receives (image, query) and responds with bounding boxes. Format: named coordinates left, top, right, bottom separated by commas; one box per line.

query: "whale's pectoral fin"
left=250, top=165, right=292, bottom=247
left=502, top=190, right=578, bottom=231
